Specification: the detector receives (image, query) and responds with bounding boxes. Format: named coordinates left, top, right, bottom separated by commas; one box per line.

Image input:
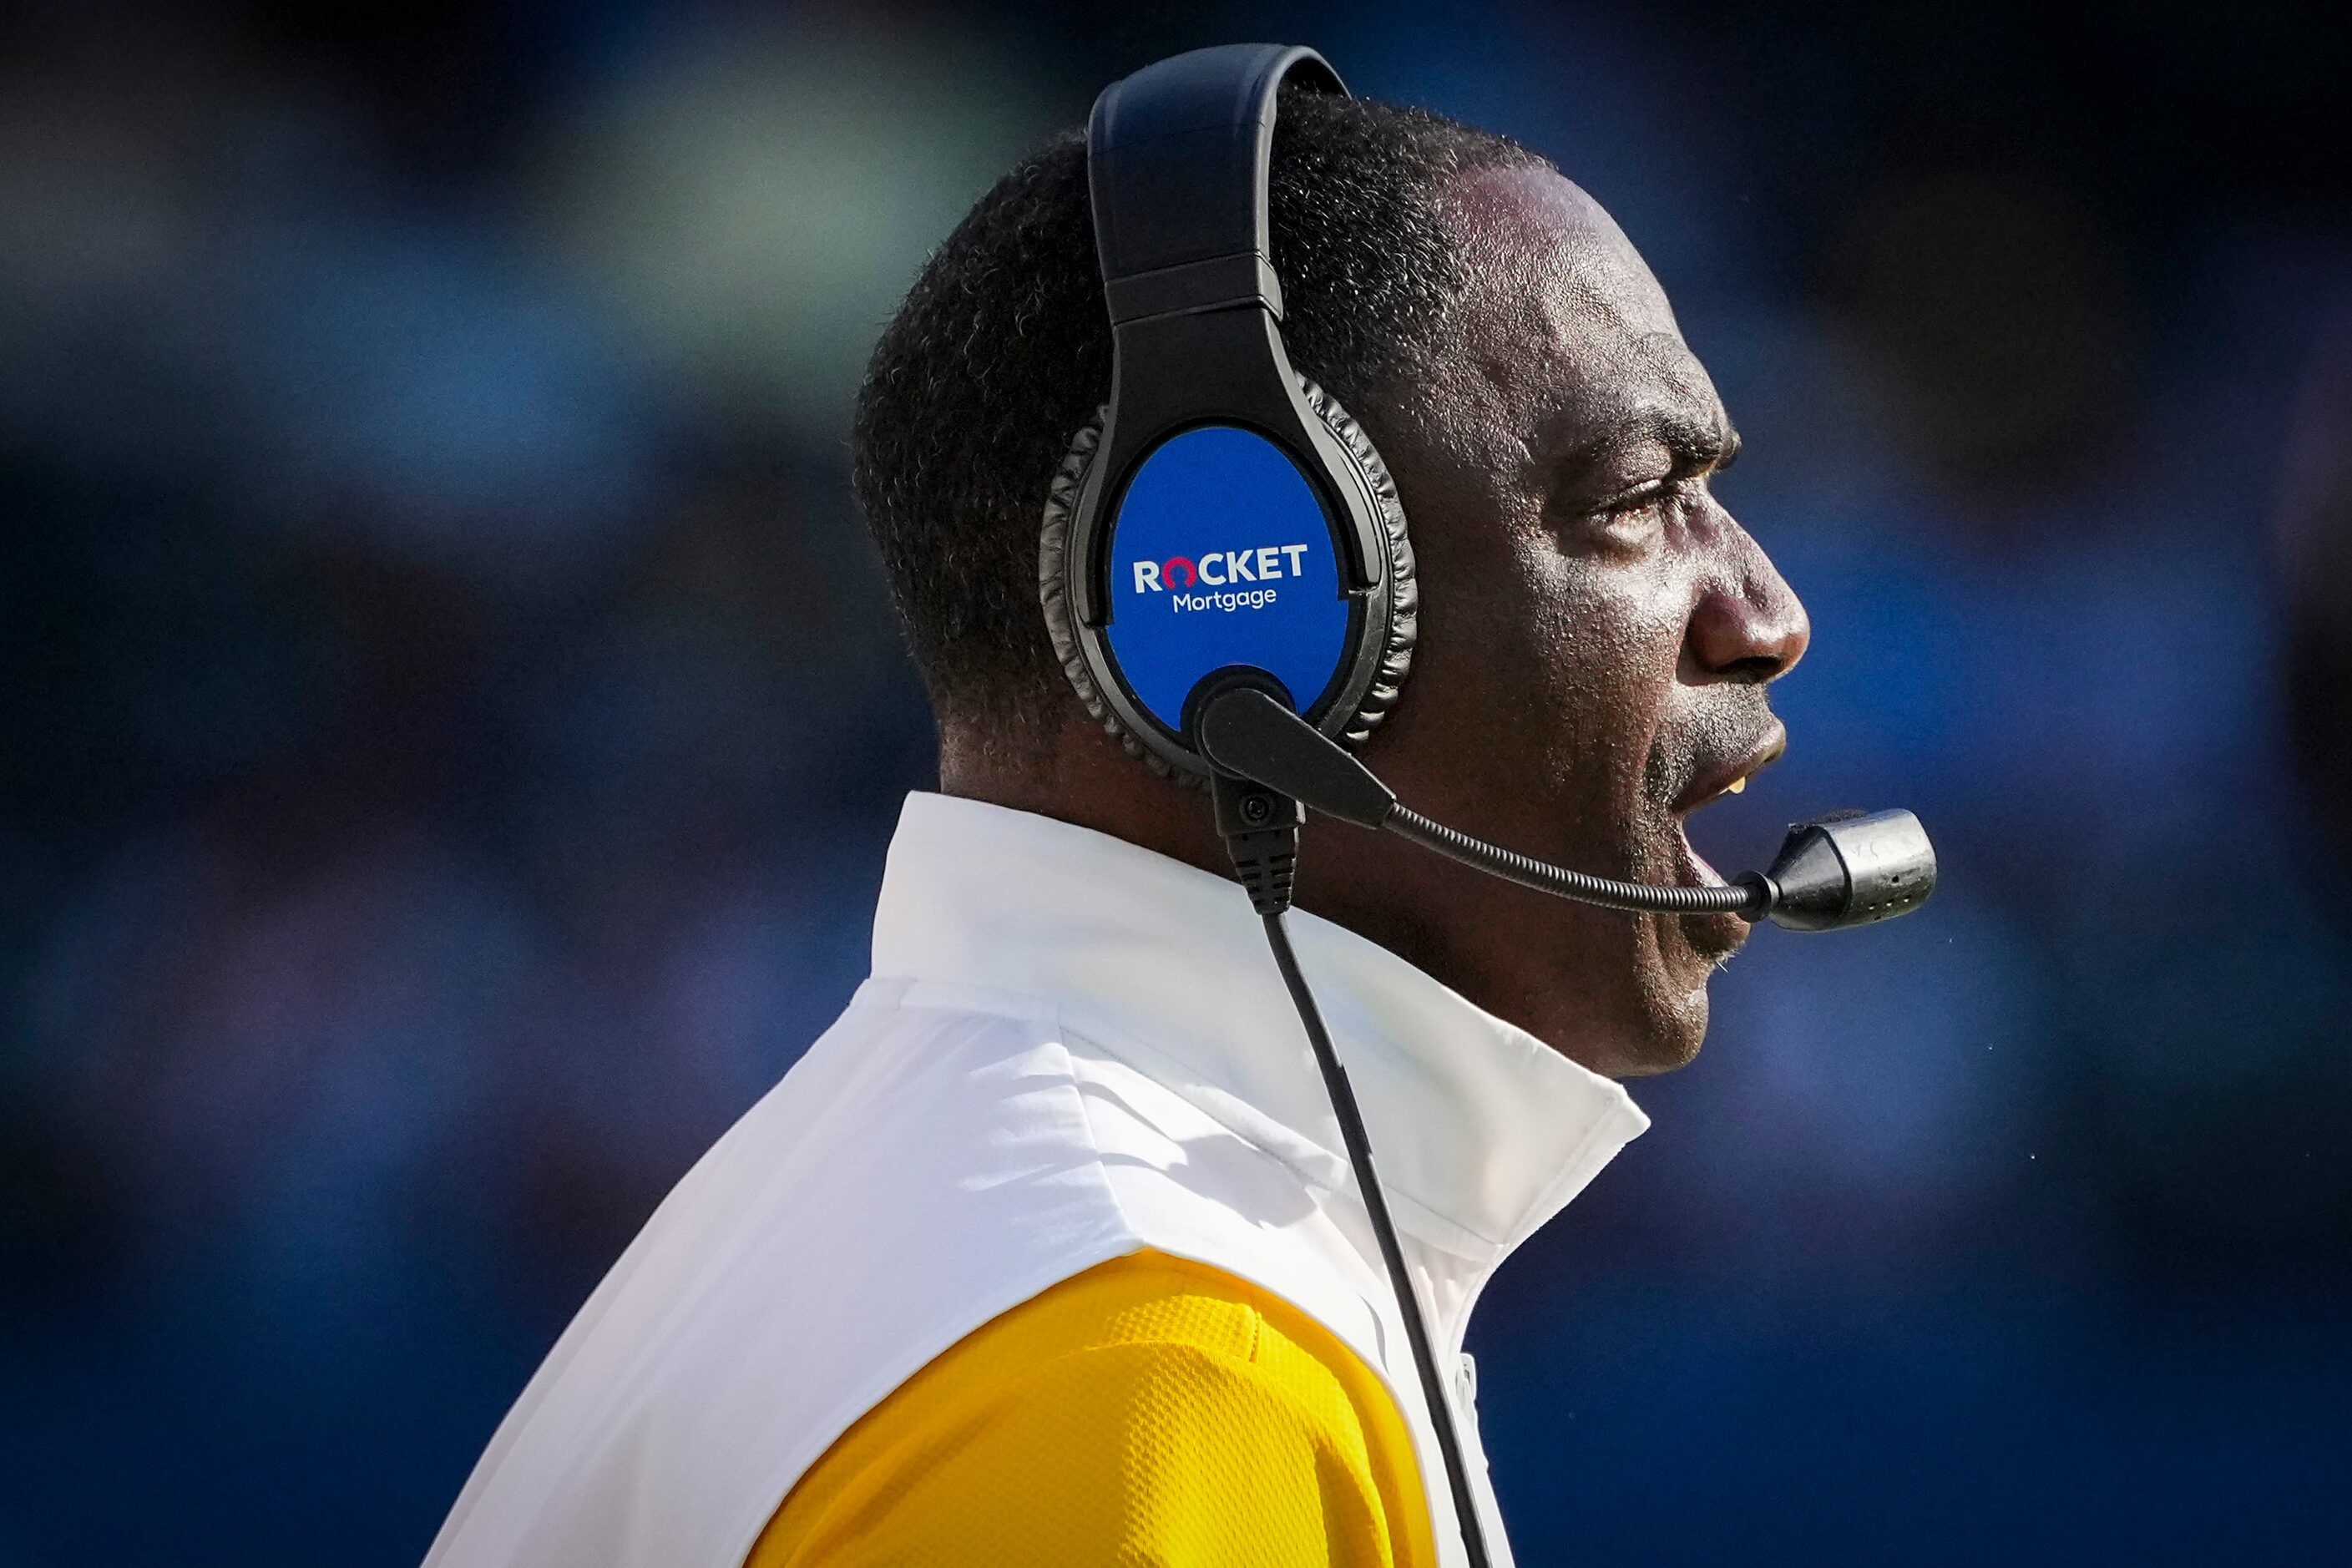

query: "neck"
left=938, top=715, right=1232, bottom=884
left=937, top=713, right=1629, bottom=1078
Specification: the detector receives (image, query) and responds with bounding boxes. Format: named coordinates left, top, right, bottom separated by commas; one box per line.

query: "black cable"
left=1386, top=803, right=1769, bottom=917
left=1212, top=769, right=1491, bottom=1563
left=1257, top=908, right=1494, bottom=1568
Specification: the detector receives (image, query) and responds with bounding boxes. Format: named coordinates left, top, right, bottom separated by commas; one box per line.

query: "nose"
left=1684, top=529, right=1810, bottom=685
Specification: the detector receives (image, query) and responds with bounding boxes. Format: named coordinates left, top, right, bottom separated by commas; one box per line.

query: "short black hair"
left=851, top=90, right=1549, bottom=741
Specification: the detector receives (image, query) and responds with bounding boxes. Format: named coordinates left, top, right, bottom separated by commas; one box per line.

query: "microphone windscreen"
left=1760, top=809, right=1937, bottom=931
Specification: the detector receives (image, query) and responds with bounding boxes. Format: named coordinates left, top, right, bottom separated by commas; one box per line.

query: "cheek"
left=1517, top=538, right=1691, bottom=788
left=1373, top=460, right=1689, bottom=829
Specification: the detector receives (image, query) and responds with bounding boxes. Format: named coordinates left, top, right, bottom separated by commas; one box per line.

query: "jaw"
left=1554, top=812, right=1738, bottom=1077
left=1611, top=983, right=1711, bottom=1076
left=1611, top=905, right=1721, bottom=1076
left=1491, top=881, right=1720, bottom=1079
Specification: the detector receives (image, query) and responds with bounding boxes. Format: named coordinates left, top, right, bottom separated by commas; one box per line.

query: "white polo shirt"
left=424, top=792, right=1648, bottom=1568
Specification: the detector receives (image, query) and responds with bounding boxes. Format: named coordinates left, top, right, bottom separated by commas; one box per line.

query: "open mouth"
left=1672, top=724, right=1788, bottom=821
left=1667, top=723, right=1788, bottom=917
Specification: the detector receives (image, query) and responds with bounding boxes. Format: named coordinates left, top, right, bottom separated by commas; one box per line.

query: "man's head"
left=853, top=92, right=1808, bottom=1076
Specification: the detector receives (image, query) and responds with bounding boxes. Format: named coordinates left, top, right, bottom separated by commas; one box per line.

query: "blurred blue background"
left=5, top=2, right=2349, bottom=1563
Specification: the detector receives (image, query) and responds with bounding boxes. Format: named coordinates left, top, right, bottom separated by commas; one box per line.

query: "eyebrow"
left=1545, top=405, right=1741, bottom=487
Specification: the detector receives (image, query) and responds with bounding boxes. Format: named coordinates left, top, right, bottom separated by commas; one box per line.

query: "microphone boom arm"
left=1195, top=685, right=1935, bottom=933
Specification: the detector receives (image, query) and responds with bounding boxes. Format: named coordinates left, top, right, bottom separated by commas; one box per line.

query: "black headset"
left=1036, top=43, right=1940, bottom=1567
left=1040, top=44, right=1414, bottom=782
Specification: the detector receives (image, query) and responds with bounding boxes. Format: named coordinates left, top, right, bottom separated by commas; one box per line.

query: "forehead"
left=1434, top=165, right=1722, bottom=450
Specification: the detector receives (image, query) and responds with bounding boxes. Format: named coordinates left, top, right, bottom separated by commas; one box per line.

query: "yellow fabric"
left=746, top=1249, right=1435, bottom=1568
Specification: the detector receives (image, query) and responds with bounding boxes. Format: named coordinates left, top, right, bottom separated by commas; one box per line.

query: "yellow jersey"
left=747, top=1250, right=1434, bottom=1566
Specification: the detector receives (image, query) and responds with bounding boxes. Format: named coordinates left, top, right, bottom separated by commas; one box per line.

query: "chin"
left=1593, top=923, right=1721, bottom=1077
left=1611, top=989, right=1710, bottom=1077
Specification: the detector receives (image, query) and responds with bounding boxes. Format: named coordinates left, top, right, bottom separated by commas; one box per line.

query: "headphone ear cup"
left=1295, top=378, right=1418, bottom=749
left=1039, top=377, right=1417, bottom=774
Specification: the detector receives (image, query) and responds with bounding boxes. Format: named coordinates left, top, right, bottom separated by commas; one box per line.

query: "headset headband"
left=1087, top=44, right=1343, bottom=326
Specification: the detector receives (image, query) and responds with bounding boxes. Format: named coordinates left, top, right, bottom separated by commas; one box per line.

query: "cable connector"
left=1198, top=685, right=1396, bottom=828
left=1211, top=770, right=1303, bottom=916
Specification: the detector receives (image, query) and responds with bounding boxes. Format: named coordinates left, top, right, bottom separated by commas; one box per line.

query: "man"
left=427, top=73, right=1806, bottom=1568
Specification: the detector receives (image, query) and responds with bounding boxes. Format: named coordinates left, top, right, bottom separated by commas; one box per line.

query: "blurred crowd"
left=3, top=3, right=2348, bottom=1564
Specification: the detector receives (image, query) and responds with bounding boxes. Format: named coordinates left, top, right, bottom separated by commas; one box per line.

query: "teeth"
left=1724, top=776, right=1747, bottom=795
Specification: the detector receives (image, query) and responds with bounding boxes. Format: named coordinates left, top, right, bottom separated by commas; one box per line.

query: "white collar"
left=870, top=792, right=1647, bottom=1270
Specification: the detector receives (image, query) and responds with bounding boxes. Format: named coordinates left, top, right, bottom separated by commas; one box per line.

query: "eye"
left=1599, top=478, right=1675, bottom=517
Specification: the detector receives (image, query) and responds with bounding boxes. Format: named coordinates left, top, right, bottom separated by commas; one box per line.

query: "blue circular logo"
left=1101, top=426, right=1352, bottom=732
